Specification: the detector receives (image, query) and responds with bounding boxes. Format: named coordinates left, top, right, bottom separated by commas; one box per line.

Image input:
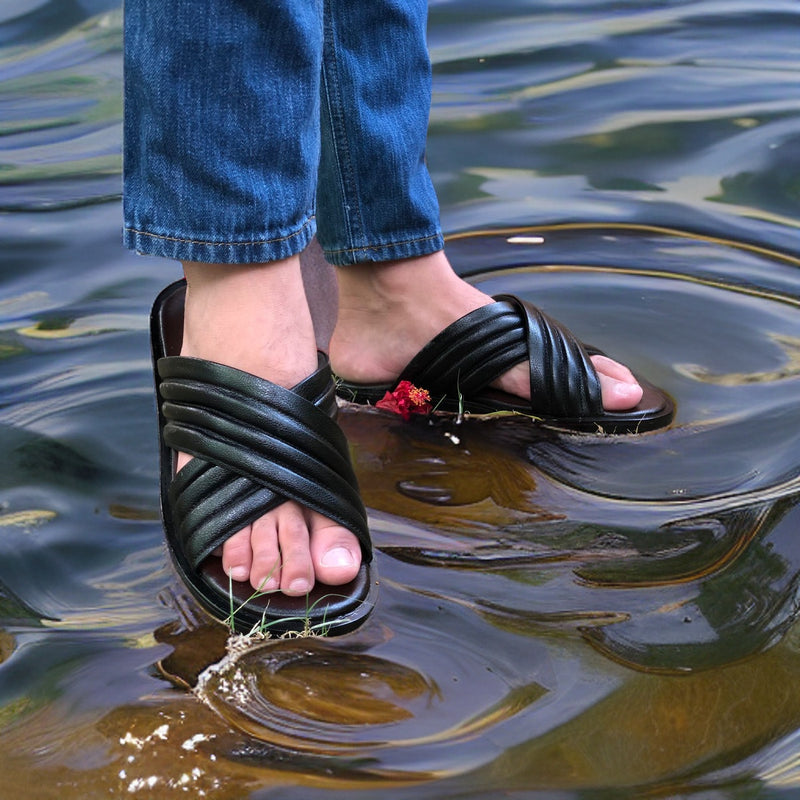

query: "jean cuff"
left=123, top=216, right=316, bottom=264
left=323, top=230, right=444, bottom=267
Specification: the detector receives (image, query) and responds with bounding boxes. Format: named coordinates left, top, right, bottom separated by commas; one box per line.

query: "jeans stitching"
left=325, top=231, right=442, bottom=256
left=321, top=3, right=365, bottom=247
left=124, top=216, right=314, bottom=247
left=320, top=65, right=353, bottom=245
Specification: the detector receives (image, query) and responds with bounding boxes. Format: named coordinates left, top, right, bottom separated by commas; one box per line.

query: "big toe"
left=592, top=355, right=644, bottom=411
left=308, top=512, right=362, bottom=586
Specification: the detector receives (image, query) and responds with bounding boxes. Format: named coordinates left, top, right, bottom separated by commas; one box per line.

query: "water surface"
left=1, top=2, right=800, bottom=798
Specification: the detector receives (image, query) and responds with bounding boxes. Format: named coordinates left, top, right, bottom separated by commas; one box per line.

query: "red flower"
left=375, top=380, right=432, bottom=420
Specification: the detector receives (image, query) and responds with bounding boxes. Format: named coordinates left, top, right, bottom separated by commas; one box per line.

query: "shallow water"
left=2, top=2, right=800, bottom=798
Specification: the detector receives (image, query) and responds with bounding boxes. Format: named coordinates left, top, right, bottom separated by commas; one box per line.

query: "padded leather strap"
left=156, top=354, right=370, bottom=569
left=399, top=294, right=603, bottom=417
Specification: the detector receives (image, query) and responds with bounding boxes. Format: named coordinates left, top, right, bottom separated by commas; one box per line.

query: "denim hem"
left=323, top=231, right=444, bottom=266
left=122, top=216, right=316, bottom=264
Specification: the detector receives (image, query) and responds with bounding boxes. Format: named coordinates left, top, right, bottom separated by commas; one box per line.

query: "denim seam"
left=324, top=231, right=442, bottom=256
left=321, top=5, right=365, bottom=247
left=124, top=216, right=315, bottom=247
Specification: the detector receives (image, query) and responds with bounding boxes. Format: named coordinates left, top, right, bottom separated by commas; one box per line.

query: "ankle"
left=181, top=257, right=318, bottom=386
left=330, top=250, right=496, bottom=385
left=183, top=257, right=306, bottom=307
left=336, top=251, right=455, bottom=310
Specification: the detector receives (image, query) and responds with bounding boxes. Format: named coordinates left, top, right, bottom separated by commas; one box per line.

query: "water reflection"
left=2, top=221, right=800, bottom=793
left=3, top=1, right=800, bottom=797
left=139, top=229, right=800, bottom=790
left=0, top=4, right=122, bottom=211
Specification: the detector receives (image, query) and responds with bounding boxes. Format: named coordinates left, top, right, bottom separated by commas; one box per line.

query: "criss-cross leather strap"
left=156, top=354, right=370, bottom=570
left=398, top=294, right=603, bottom=418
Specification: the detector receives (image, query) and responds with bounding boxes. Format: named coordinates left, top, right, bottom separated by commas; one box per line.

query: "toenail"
left=614, top=380, right=637, bottom=397
left=289, top=578, right=311, bottom=594
left=228, top=565, right=249, bottom=582
left=321, top=546, right=356, bottom=567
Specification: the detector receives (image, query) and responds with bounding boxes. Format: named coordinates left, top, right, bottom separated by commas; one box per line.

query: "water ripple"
left=0, top=9, right=121, bottom=210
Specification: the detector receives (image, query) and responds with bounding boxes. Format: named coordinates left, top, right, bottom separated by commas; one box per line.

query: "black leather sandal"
left=336, top=294, right=674, bottom=434
left=151, top=280, right=377, bottom=635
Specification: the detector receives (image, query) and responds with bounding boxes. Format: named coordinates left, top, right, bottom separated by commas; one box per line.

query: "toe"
left=592, top=355, right=644, bottom=411
left=591, top=354, right=636, bottom=383
left=221, top=527, right=254, bottom=584
left=221, top=503, right=362, bottom=599
left=274, top=503, right=314, bottom=596
left=249, top=514, right=283, bottom=592
left=308, top=510, right=361, bottom=586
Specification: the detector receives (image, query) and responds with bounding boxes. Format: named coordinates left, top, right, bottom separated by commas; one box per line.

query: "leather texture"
left=399, top=293, right=603, bottom=417
left=159, top=355, right=370, bottom=568
left=151, top=279, right=376, bottom=635
left=337, top=293, right=674, bottom=434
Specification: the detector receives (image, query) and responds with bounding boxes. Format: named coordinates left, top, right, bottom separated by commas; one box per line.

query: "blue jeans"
left=123, top=0, right=444, bottom=266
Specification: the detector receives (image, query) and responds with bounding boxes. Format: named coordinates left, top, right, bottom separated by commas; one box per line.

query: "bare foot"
left=178, top=258, right=362, bottom=595
left=329, top=250, right=644, bottom=411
